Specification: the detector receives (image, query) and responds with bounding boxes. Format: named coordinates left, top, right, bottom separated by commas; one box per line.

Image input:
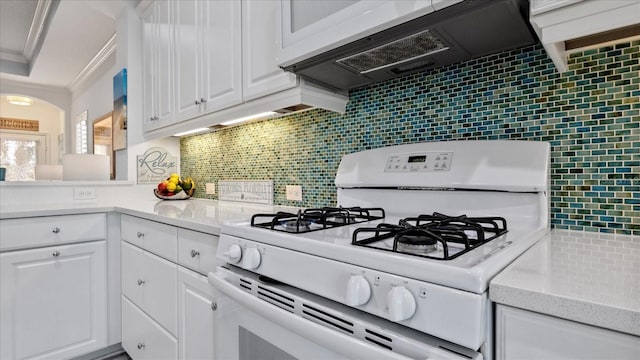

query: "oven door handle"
left=208, top=270, right=415, bottom=360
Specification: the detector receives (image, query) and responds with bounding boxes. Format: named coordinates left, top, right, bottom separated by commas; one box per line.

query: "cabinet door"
left=496, top=304, right=640, bottom=360
left=122, top=296, right=178, bottom=360
left=155, top=0, right=174, bottom=125
left=121, top=241, right=144, bottom=306
left=142, top=5, right=157, bottom=132
left=201, top=0, right=243, bottom=111
left=174, top=0, right=202, bottom=123
left=242, top=0, right=297, bottom=101
left=278, top=0, right=439, bottom=66
left=0, top=242, right=107, bottom=360
left=178, top=267, right=216, bottom=360
left=142, top=1, right=175, bottom=133
left=142, top=249, right=178, bottom=336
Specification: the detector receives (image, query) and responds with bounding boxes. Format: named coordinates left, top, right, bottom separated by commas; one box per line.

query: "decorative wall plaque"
left=218, top=180, right=274, bottom=205
left=0, top=118, right=39, bottom=132
left=137, top=147, right=178, bottom=184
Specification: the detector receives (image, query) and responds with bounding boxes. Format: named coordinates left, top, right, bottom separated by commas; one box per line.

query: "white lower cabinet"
left=178, top=267, right=216, bottom=360
left=121, top=216, right=219, bottom=360
left=0, top=241, right=107, bottom=360
left=122, top=241, right=178, bottom=335
left=495, top=304, right=640, bottom=360
left=122, top=296, right=178, bottom=360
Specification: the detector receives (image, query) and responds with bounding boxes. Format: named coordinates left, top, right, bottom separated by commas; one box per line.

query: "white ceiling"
left=0, top=0, right=135, bottom=89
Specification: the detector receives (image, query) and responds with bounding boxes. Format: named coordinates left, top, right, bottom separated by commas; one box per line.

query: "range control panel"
left=384, top=151, right=453, bottom=172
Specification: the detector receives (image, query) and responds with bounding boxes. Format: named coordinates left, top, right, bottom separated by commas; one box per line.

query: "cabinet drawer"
left=0, top=213, right=106, bottom=251
left=177, top=229, right=221, bottom=275
left=122, top=241, right=178, bottom=336
left=122, top=296, right=177, bottom=360
left=121, top=214, right=178, bottom=261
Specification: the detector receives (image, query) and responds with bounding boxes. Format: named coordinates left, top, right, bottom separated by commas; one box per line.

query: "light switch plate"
left=74, top=187, right=96, bottom=200
left=206, top=183, right=216, bottom=195
left=286, top=185, right=302, bottom=201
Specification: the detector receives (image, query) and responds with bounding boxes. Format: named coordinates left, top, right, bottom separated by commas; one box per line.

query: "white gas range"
left=208, top=140, right=550, bottom=360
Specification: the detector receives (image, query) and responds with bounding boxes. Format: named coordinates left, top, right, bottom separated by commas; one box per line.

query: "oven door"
left=208, top=266, right=481, bottom=360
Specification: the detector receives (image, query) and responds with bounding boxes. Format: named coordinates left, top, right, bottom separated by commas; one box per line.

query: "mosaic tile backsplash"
left=181, top=41, right=640, bottom=235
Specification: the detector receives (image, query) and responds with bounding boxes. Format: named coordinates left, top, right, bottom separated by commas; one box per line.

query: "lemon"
left=170, top=173, right=180, bottom=179
left=168, top=177, right=180, bottom=185
left=166, top=182, right=177, bottom=192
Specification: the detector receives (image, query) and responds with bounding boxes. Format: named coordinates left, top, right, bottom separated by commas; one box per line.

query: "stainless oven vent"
left=336, top=29, right=449, bottom=74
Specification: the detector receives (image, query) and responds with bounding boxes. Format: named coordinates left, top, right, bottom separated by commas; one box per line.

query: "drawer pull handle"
left=191, top=250, right=200, bottom=258
left=195, top=99, right=201, bottom=105
left=211, top=302, right=217, bottom=311
left=137, top=342, right=145, bottom=350
left=138, top=279, right=146, bottom=286
left=200, top=98, right=207, bottom=103
left=52, top=251, right=60, bottom=257
left=52, top=227, right=60, bottom=234
left=137, top=232, right=144, bottom=238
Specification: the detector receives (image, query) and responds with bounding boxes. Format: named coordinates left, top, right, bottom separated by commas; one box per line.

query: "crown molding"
left=68, top=34, right=117, bottom=93
left=23, top=0, right=56, bottom=61
left=0, top=51, right=27, bottom=64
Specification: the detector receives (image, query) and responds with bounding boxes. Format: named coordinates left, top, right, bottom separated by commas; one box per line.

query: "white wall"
left=0, top=95, right=63, bottom=164
left=70, top=52, right=117, bottom=154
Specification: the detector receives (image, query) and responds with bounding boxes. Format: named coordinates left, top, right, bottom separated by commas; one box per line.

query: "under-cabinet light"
left=220, top=111, right=278, bottom=126
left=172, top=128, right=210, bottom=137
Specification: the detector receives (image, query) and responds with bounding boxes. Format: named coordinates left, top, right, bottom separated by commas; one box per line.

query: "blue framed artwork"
left=113, top=68, right=127, bottom=150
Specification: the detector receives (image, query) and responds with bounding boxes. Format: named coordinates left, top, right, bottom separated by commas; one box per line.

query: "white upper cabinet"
left=174, top=0, right=242, bottom=123
left=201, top=0, right=243, bottom=111
left=142, top=0, right=175, bottom=133
left=243, top=0, right=297, bottom=101
left=277, top=0, right=462, bottom=67
left=139, top=0, right=348, bottom=138
left=529, top=0, right=640, bottom=72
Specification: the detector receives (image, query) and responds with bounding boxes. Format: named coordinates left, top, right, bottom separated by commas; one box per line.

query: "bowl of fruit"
left=154, top=174, right=195, bottom=200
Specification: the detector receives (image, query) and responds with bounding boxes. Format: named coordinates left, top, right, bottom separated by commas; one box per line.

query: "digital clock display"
left=408, top=155, right=427, bottom=163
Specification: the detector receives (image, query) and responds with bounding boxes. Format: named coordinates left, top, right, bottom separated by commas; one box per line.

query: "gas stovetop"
left=352, top=212, right=508, bottom=260
left=250, top=207, right=385, bottom=233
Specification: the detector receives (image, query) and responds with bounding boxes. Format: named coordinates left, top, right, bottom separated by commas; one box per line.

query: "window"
left=75, top=110, right=88, bottom=154
left=0, top=131, right=47, bottom=181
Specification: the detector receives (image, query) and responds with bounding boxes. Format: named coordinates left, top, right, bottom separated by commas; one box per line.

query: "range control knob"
left=224, top=244, right=242, bottom=263
left=242, top=247, right=262, bottom=270
left=345, top=274, right=371, bottom=306
left=386, top=286, right=416, bottom=322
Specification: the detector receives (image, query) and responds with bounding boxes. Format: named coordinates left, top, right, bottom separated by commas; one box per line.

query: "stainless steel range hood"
left=282, top=0, right=538, bottom=91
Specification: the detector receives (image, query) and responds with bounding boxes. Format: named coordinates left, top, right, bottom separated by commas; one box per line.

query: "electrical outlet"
left=286, top=185, right=302, bottom=201
left=74, top=187, right=96, bottom=200
left=206, top=183, right=216, bottom=195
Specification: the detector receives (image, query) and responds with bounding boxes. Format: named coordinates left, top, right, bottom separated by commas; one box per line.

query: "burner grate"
left=352, top=212, right=507, bottom=260
left=251, top=207, right=385, bottom=234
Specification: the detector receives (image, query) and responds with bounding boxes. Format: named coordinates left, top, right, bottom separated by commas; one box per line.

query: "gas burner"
left=352, top=212, right=508, bottom=260
left=251, top=207, right=385, bottom=233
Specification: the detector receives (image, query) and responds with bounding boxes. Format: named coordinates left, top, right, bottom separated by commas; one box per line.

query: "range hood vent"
left=284, top=0, right=537, bottom=91
left=337, top=29, right=449, bottom=74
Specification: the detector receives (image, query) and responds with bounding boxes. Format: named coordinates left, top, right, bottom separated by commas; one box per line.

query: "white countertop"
left=0, top=198, right=299, bottom=236
left=490, top=229, right=640, bottom=336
